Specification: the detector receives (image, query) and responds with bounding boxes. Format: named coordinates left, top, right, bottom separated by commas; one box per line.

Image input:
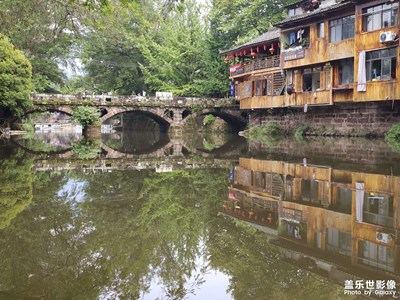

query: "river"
left=0, top=129, right=399, bottom=299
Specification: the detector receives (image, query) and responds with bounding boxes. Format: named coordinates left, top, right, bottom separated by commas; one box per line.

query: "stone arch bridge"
left=28, top=94, right=247, bottom=131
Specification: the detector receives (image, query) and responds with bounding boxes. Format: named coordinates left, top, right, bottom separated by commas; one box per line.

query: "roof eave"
left=275, top=2, right=354, bottom=28
left=219, top=37, right=280, bottom=56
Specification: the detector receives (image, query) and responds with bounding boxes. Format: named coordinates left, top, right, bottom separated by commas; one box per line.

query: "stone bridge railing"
left=33, top=157, right=238, bottom=172
left=32, top=93, right=239, bottom=108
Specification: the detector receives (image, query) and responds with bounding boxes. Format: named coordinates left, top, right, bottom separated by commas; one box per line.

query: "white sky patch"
left=57, top=178, right=87, bottom=203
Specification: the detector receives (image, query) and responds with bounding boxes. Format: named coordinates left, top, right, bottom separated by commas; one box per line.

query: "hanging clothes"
left=297, top=29, right=305, bottom=42
left=357, top=51, right=367, bottom=92
left=356, top=182, right=365, bottom=222
left=289, top=32, right=296, bottom=45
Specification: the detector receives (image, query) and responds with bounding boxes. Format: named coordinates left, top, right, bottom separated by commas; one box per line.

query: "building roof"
left=219, top=27, right=280, bottom=55
left=275, top=1, right=352, bottom=28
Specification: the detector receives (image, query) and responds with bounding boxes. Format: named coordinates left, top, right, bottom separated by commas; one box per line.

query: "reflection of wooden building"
left=220, top=0, right=400, bottom=130
left=227, top=157, right=400, bottom=279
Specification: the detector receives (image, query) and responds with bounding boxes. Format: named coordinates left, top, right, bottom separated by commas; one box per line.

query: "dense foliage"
left=0, top=34, right=33, bottom=115
left=385, top=123, right=400, bottom=152
left=72, top=106, right=101, bottom=128
left=0, top=0, right=290, bottom=110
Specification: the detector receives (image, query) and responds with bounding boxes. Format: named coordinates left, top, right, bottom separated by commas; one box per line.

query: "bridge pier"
left=169, top=126, right=183, bottom=139
left=171, top=108, right=183, bottom=127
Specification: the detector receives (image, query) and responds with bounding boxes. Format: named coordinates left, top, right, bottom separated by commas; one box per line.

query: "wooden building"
left=220, top=0, right=400, bottom=131
left=220, top=27, right=284, bottom=109
left=226, top=157, right=400, bottom=279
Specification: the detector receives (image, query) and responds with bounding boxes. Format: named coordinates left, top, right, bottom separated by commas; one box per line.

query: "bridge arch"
left=25, top=106, right=73, bottom=117
left=99, top=107, right=172, bottom=131
left=183, top=108, right=247, bottom=132
left=10, top=106, right=74, bottom=124
left=9, top=106, right=73, bottom=124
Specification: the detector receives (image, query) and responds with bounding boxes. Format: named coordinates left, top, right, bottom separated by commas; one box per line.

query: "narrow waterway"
left=0, top=130, right=399, bottom=299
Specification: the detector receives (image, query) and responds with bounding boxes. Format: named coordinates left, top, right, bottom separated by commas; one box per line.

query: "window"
left=339, top=58, right=354, bottom=85
left=317, top=22, right=325, bottom=38
left=332, top=186, right=352, bottom=214
left=327, top=228, right=351, bottom=256
left=362, top=2, right=398, bottom=32
left=301, top=179, right=320, bottom=203
left=366, top=48, right=396, bottom=81
left=286, top=70, right=294, bottom=85
left=363, top=192, right=393, bottom=227
left=315, top=231, right=322, bottom=249
left=262, top=80, right=267, bottom=96
left=329, top=15, right=355, bottom=42
left=359, top=241, right=394, bottom=272
left=252, top=171, right=262, bottom=187
left=254, top=80, right=262, bottom=96
left=303, top=67, right=321, bottom=92
left=288, top=6, right=302, bottom=17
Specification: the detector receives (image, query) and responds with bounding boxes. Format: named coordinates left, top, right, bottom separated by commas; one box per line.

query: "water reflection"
left=0, top=148, right=33, bottom=229
left=12, top=130, right=82, bottom=153
left=4, top=135, right=400, bottom=299
left=9, top=129, right=248, bottom=160
left=102, top=130, right=170, bottom=155
left=227, top=155, right=400, bottom=288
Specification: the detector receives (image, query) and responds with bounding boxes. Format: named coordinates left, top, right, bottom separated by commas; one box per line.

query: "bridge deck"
left=32, top=94, right=239, bottom=108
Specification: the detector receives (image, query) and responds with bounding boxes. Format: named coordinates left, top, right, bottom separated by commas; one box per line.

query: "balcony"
left=240, top=95, right=285, bottom=109
left=286, top=90, right=332, bottom=107
left=230, top=55, right=280, bottom=76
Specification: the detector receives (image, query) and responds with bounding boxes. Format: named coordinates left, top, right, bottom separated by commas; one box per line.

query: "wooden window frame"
left=365, top=47, right=397, bottom=81
left=361, top=2, right=399, bottom=32
left=329, top=15, right=355, bottom=43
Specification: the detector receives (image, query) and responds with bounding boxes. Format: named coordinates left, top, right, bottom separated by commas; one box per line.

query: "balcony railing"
left=230, top=55, right=280, bottom=76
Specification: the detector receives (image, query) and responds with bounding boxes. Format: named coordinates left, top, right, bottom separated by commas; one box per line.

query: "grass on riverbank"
left=247, top=121, right=285, bottom=144
left=385, top=123, right=400, bottom=152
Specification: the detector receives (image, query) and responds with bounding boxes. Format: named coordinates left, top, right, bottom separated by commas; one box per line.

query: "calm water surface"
left=1, top=131, right=399, bottom=299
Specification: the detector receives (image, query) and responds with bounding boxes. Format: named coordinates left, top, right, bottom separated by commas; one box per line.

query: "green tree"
left=209, top=0, right=290, bottom=49
left=203, top=0, right=291, bottom=97
left=0, top=0, right=85, bottom=92
left=139, top=0, right=210, bottom=96
left=72, top=106, right=100, bottom=129
left=80, top=1, right=148, bottom=95
left=0, top=34, right=33, bottom=115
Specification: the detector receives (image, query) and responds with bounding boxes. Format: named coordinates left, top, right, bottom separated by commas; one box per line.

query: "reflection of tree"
left=0, top=169, right=147, bottom=298
left=0, top=163, right=340, bottom=299
left=0, top=167, right=228, bottom=299
left=207, top=216, right=343, bottom=299
left=136, top=169, right=227, bottom=299
left=0, top=153, right=33, bottom=229
left=78, top=170, right=155, bottom=298
left=75, top=168, right=228, bottom=298
left=72, top=138, right=101, bottom=159
left=0, top=170, right=114, bottom=299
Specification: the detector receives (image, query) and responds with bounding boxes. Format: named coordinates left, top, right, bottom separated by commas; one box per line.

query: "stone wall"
left=249, top=101, right=400, bottom=136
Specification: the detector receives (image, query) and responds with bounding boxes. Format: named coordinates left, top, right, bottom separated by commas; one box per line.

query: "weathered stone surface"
left=249, top=101, right=400, bottom=136
left=27, top=95, right=247, bottom=132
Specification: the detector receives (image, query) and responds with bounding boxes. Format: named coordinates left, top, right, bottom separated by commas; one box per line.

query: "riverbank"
left=248, top=101, right=400, bottom=138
